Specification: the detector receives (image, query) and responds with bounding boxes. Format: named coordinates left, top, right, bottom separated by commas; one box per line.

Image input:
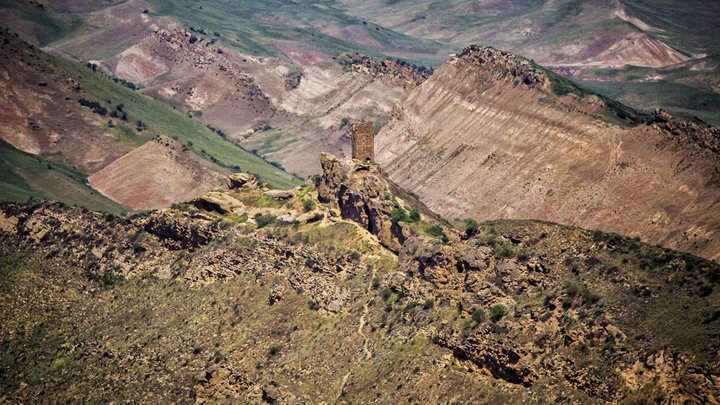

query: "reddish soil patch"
left=88, top=136, right=225, bottom=210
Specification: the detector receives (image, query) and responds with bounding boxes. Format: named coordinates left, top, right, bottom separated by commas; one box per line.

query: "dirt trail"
left=358, top=265, right=376, bottom=360
left=336, top=263, right=377, bottom=402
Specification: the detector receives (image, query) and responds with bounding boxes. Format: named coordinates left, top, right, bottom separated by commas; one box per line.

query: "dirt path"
left=336, top=264, right=377, bottom=402
left=358, top=265, right=376, bottom=360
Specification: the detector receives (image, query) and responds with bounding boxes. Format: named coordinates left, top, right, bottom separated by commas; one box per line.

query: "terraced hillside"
left=376, top=45, right=720, bottom=260
left=0, top=155, right=718, bottom=403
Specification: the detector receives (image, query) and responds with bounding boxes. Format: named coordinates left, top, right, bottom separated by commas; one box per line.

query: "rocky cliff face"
left=318, top=152, right=408, bottom=252
left=376, top=44, right=720, bottom=261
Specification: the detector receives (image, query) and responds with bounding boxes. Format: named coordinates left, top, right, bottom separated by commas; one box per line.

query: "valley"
left=0, top=1, right=719, bottom=403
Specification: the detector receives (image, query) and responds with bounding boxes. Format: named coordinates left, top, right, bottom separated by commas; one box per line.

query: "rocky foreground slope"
left=376, top=45, right=720, bottom=261
left=1, top=154, right=718, bottom=403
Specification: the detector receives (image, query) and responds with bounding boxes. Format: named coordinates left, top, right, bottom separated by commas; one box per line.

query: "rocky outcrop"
left=455, top=45, right=549, bottom=90
left=193, top=192, right=244, bottom=214
left=226, top=172, right=258, bottom=190
left=337, top=53, right=431, bottom=86
left=651, top=109, right=720, bottom=154
left=144, top=210, right=218, bottom=250
left=318, top=153, right=408, bottom=252
left=264, top=188, right=299, bottom=200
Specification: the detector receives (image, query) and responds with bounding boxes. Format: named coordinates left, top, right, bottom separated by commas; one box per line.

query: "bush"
left=403, top=301, right=418, bottom=313
left=339, top=116, right=350, bottom=128
left=391, top=206, right=407, bottom=223
left=380, top=287, right=392, bottom=301
left=425, top=224, right=444, bottom=238
left=472, top=308, right=486, bottom=323
left=254, top=213, right=276, bottom=228
left=494, top=244, right=516, bottom=259
left=465, top=218, right=479, bottom=236
left=302, top=199, right=316, bottom=212
left=490, top=304, right=506, bottom=322
left=422, top=299, right=435, bottom=310
left=408, top=208, right=420, bottom=222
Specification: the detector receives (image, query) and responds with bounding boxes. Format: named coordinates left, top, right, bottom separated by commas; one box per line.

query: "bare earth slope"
left=95, top=28, right=427, bottom=175
left=0, top=30, right=145, bottom=174
left=376, top=46, right=720, bottom=260
left=89, top=136, right=224, bottom=210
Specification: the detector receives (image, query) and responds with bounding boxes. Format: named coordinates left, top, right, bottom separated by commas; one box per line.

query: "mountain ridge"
left=376, top=44, right=720, bottom=260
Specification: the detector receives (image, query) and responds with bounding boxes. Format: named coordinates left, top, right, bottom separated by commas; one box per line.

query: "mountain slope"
left=93, top=28, right=428, bottom=175
left=0, top=155, right=718, bottom=403
left=375, top=45, right=720, bottom=260
left=0, top=140, right=127, bottom=215
left=0, top=30, right=298, bottom=209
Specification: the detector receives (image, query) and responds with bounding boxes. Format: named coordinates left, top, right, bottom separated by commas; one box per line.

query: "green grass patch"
left=0, top=140, right=127, bottom=215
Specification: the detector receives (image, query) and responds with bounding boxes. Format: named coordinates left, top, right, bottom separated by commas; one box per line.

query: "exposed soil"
left=88, top=136, right=225, bottom=210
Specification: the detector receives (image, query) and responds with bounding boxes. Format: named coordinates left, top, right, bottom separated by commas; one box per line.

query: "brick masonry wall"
left=351, top=121, right=374, bottom=161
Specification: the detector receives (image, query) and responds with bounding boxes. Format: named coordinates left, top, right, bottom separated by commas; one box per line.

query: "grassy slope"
left=620, top=0, right=720, bottom=54
left=0, top=0, right=79, bottom=46
left=44, top=51, right=299, bottom=189
left=147, top=0, right=447, bottom=65
left=0, top=141, right=127, bottom=215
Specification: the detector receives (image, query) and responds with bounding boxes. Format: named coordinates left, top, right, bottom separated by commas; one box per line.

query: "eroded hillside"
left=1, top=154, right=718, bottom=403
left=92, top=27, right=429, bottom=175
left=376, top=45, right=720, bottom=260
left=0, top=29, right=298, bottom=210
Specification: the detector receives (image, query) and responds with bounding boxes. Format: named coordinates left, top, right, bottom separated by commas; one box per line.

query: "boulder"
left=194, top=192, right=244, bottom=214
left=264, top=188, right=299, bottom=200
left=226, top=172, right=257, bottom=190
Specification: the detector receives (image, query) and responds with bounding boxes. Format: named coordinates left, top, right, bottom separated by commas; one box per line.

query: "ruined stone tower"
left=351, top=121, right=374, bottom=161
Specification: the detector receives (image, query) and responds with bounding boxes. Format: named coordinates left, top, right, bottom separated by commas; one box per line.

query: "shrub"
left=465, top=218, right=479, bottom=236
left=302, top=199, right=316, bottom=212
left=391, top=206, right=407, bottom=223
left=422, top=299, right=435, bottom=310
left=254, top=213, right=276, bottom=228
left=471, top=308, right=486, bottom=323
left=339, top=116, right=350, bottom=128
left=494, top=243, right=516, bottom=259
left=476, top=233, right=497, bottom=247
left=403, top=301, right=418, bottom=313
left=268, top=345, right=282, bottom=357
left=380, top=287, right=392, bottom=301
left=490, top=304, right=506, bottom=322
left=408, top=208, right=420, bottom=222
left=425, top=224, right=444, bottom=238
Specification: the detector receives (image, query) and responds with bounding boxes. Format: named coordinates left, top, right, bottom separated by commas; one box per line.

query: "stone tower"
left=351, top=121, right=374, bottom=161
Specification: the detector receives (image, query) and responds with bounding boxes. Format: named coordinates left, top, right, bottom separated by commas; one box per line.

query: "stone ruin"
left=351, top=121, right=374, bottom=161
